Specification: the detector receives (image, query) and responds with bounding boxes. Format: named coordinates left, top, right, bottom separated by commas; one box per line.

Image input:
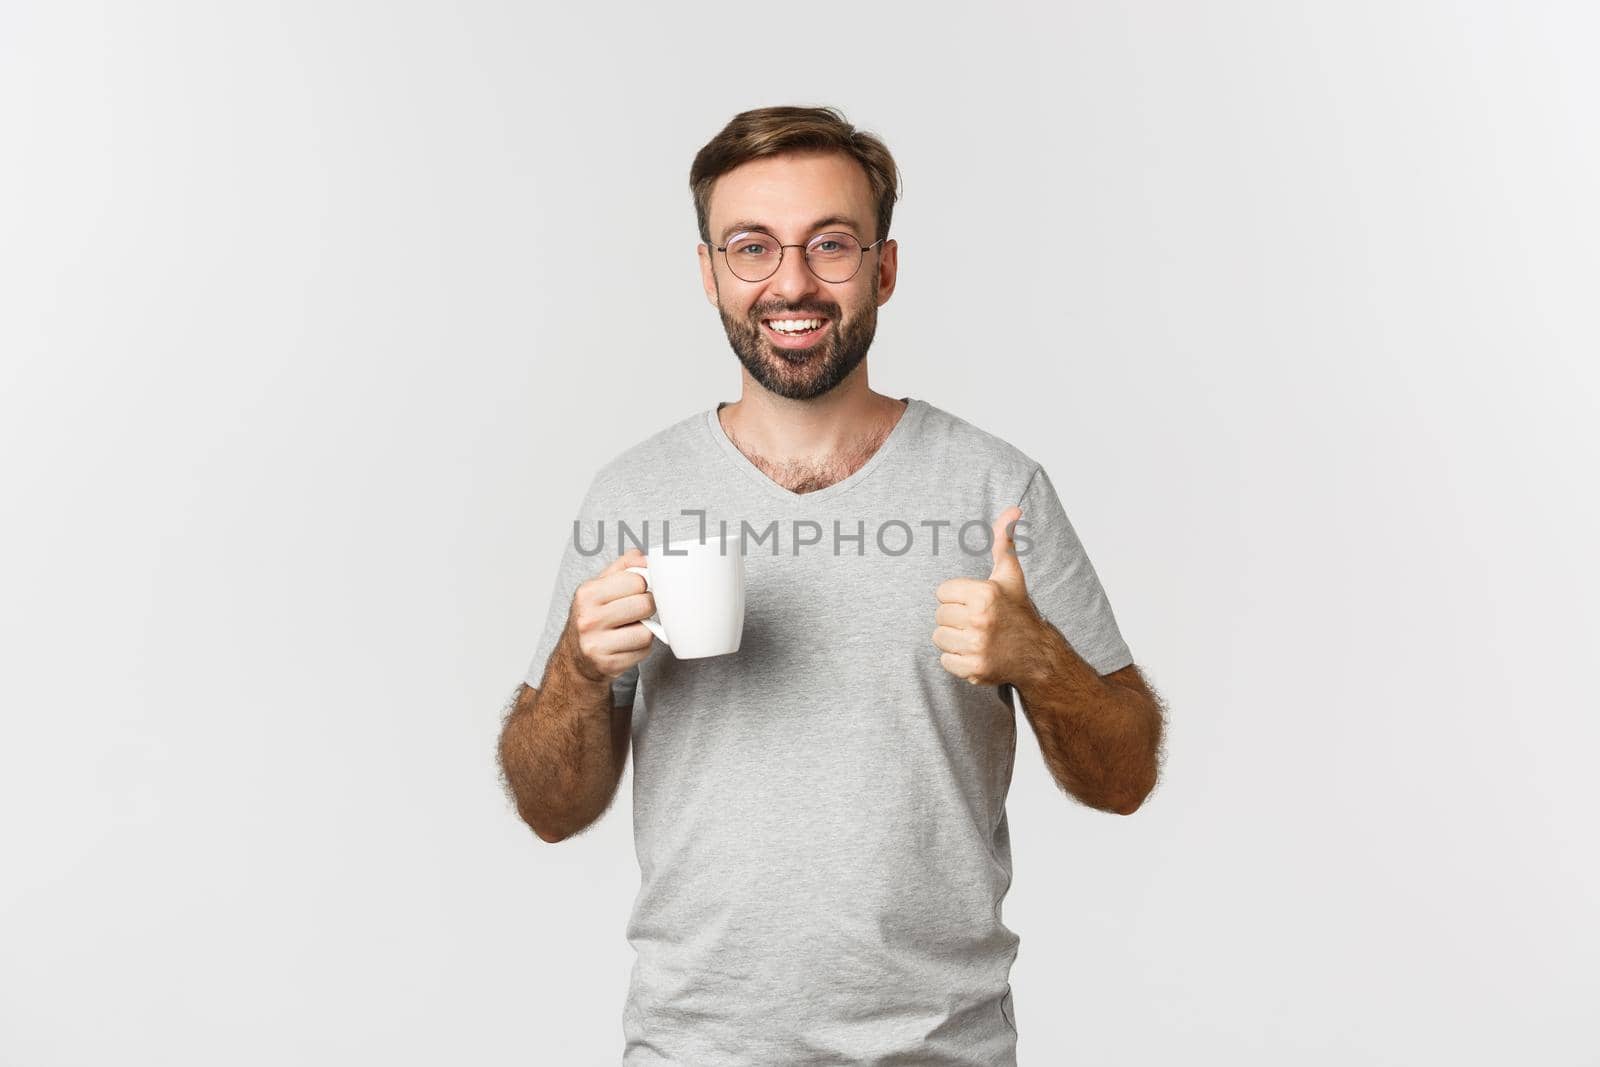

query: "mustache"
left=750, top=305, right=839, bottom=320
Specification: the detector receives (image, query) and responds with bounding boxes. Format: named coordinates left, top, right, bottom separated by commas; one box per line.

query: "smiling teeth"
left=768, top=318, right=823, bottom=332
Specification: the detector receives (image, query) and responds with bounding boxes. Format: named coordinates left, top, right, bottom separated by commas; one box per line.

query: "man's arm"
left=497, top=627, right=633, bottom=843
left=1010, top=624, right=1165, bottom=815
left=932, top=505, right=1165, bottom=815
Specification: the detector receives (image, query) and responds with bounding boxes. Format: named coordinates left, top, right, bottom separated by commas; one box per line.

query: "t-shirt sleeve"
left=522, top=476, right=639, bottom=710
left=1010, top=464, right=1135, bottom=679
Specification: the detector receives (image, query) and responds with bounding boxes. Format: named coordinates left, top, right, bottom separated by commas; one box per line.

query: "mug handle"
left=624, top=566, right=669, bottom=645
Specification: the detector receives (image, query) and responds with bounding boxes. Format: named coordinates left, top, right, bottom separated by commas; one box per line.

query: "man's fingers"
left=590, top=619, right=654, bottom=655
left=596, top=590, right=655, bottom=629
left=580, top=551, right=654, bottom=616
left=939, top=651, right=979, bottom=680
left=599, top=548, right=647, bottom=577
left=593, top=569, right=652, bottom=609
left=930, top=625, right=977, bottom=655
left=936, top=576, right=991, bottom=604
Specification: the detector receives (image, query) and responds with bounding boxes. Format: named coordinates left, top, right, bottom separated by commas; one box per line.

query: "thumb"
left=988, top=506, right=1026, bottom=592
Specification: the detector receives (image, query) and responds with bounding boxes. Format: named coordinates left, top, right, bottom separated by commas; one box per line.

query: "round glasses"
left=714, top=230, right=885, bottom=283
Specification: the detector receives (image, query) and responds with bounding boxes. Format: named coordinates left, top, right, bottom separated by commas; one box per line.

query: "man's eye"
left=737, top=244, right=770, bottom=255
left=813, top=241, right=842, bottom=253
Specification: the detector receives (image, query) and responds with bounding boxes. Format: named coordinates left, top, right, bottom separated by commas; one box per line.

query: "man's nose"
left=766, top=246, right=821, bottom=303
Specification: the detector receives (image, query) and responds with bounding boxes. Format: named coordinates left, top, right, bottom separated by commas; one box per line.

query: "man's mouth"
left=760, top=316, right=831, bottom=348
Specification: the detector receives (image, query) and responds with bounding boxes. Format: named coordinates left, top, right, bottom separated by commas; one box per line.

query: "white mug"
left=625, top=534, right=745, bottom=659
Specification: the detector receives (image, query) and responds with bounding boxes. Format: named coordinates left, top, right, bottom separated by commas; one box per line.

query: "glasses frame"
left=713, top=230, right=887, bottom=284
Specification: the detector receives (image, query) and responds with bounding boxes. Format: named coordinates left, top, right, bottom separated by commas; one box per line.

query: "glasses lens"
left=806, top=233, right=864, bottom=282
left=725, top=232, right=781, bottom=281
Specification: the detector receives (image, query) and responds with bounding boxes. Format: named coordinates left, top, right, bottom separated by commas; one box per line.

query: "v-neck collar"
left=704, top=397, right=925, bottom=505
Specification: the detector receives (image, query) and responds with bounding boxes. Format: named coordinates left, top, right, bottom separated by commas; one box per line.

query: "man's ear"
left=698, top=244, right=719, bottom=308
left=875, top=238, right=898, bottom=306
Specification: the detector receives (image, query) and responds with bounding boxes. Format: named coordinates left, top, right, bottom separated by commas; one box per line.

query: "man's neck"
left=717, top=380, right=908, bottom=495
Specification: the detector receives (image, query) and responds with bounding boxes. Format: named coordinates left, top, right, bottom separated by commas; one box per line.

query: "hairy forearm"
left=1012, top=620, right=1162, bottom=815
left=497, top=621, right=622, bottom=842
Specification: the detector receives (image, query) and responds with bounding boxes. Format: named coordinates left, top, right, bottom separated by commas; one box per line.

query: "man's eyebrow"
left=718, top=215, right=864, bottom=242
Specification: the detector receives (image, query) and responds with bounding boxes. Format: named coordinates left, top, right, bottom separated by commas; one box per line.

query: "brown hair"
left=689, top=105, right=902, bottom=247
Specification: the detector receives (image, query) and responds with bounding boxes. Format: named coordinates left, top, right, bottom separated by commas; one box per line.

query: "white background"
left=2, top=2, right=1595, bottom=1064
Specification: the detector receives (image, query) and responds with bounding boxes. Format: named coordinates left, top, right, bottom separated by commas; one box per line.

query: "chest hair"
left=724, top=421, right=896, bottom=495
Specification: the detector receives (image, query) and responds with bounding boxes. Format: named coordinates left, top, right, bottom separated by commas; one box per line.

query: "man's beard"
left=717, top=291, right=878, bottom=401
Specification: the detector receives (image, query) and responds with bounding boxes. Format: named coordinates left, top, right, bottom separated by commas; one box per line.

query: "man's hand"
left=932, top=506, right=1047, bottom=687
left=931, top=506, right=1163, bottom=812
left=566, top=548, right=657, bottom=683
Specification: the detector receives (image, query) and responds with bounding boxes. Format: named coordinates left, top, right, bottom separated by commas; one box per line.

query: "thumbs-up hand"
left=932, top=506, right=1046, bottom=687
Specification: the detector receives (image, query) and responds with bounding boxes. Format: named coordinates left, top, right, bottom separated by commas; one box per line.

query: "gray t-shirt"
left=521, top=396, right=1133, bottom=1066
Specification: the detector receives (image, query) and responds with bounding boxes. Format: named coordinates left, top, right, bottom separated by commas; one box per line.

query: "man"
left=497, top=105, right=1165, bottom=1066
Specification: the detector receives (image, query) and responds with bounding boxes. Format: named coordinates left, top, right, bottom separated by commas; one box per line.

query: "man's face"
left=698, top=151, right=898, bottom=401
